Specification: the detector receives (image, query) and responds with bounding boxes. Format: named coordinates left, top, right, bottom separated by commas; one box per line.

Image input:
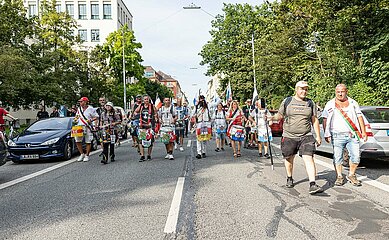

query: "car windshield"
left=362, top=108, right=389, bottom=123
left=27, top=118, right=70, bottom=131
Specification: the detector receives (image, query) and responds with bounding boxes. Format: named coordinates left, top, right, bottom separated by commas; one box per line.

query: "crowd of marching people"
left=67, top=80, right=368, bottom=195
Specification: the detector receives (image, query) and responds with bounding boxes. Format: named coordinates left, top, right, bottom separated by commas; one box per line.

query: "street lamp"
left=122, top=28, right=127, bottom=112
left=183, top=3, right=215, bottom=18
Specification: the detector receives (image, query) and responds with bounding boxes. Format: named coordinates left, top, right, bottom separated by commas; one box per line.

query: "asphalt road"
left=1, top=136, right=389, bottom=239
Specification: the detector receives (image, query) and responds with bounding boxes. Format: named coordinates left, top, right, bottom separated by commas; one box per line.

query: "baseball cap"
left=295, top=81, right=309, bottom=88
left=105, top=102, right=114, bottom=108
left=136, top=94, right=142, bottom=98
left=78, top=97, right=89, bottom=102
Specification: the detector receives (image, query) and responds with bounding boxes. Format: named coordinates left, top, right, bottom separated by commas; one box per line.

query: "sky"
left=124, top=0, right=265, bottom=103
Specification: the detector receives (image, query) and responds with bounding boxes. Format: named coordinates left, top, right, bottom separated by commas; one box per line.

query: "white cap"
left=105, top=102, right=114, bottom=108
left=295, top=81, right=309, bottom=88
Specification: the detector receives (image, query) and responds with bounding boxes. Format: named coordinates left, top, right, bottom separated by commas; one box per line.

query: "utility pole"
left=122, top=28, right=127, bottom=112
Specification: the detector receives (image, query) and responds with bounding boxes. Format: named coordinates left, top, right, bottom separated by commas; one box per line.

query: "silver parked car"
left=317, top=106, right=389, bottom=161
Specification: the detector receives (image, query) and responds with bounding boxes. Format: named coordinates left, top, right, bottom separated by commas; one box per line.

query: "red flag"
left=155, top=94, right=162, bottom=110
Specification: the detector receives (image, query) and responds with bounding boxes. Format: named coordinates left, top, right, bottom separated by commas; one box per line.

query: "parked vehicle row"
left=7, top=117, right=98, bottom=163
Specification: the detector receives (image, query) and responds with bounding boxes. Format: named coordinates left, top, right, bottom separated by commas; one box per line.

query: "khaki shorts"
left=75, top=126, right=94, bottom=143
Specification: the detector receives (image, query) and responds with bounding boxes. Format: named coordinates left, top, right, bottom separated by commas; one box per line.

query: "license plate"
left=21, top=154, right=39, bottom=160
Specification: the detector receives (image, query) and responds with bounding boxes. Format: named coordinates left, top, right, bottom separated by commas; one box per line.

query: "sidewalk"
left=186, top=139, right=389, bottom=240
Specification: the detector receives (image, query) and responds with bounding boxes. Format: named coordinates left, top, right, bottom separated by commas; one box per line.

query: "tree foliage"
left=200, top=1, right=389, bottom=108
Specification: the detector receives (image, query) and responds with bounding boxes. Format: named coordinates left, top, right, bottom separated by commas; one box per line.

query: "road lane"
left=0, top=139, right=190, bottom=239
left=172, top=137, right=389, bottom=239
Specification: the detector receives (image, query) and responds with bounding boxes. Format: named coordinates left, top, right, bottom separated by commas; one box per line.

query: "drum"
left=160, top=126, right=176, bottom=144
left=99, top=129, right=116, bottom=144
left=196, top=122, right=212, bottom=141
left=257, top=128, right=273, bottom=142
left=71, top=126, right=83, bottom=137
left=216, top=125, right=226, bottom=134
left=138, top=128, right=154, bottom=148
left=175, top=120, right=184, bottom=130
left=228, top=125, right=245, bottom=142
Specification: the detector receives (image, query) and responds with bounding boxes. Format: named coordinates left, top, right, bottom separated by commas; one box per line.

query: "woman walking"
left=226, top=100, right=246, bottom=157
left=212, top=102, right=227, bottom=152
left=99, top=102, right=121, bottom=164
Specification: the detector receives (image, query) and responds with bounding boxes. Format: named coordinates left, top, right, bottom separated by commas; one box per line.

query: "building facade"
left=23, top=0, right=133, bottom=49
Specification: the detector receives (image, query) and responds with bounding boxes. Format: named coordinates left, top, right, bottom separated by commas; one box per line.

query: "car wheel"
left=342, top=148, right=350, bottom=167
left=63, top=140, right=72, bottom=160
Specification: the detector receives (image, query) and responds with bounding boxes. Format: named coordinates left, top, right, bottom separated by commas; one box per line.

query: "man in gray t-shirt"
left=273, top=81, right=323, bottom=195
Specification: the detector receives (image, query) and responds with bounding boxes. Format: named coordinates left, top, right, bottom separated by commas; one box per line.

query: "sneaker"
left=77, top=154, right=85, bottom=162
left=202, top=153, right=206, bottom=158
left=139, top=156, right=145, bottom=162
left=179, top=146, right=184, bottom=152
left=165, top=154, right=170, bottom=159
left=169, top=154, right=174, bottom=160
left=196, top=154, right=202, bottom=159
left=286, top=178, right=294, bottom=188
left=83, top=156, right=89, bottom=162
left=215, top=148, right=220, bottom=152
left=264, top=153, right=270, bottom=158
left=258, top=152, right=263, bottom=157
left=147, top=155, right=152, bottom=161
left=335, top=176, right=344, bottom=186
left=174, top=143, right=178, bottom=150
left=346, top=174, right=362, bottom=186
left=221, top=147, right=225, bottom=151
left=309, top=184, right=324, bottom=195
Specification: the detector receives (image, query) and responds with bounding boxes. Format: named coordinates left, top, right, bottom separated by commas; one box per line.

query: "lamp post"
left=122, top=28, right=127, bottom=112
left=183, top=3, right=215, bottom=18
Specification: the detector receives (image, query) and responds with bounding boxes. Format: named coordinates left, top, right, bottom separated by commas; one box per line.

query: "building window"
left=91, top=29, right=100, bottom=42
left=66, top=4, right=74, bottom=18
left=91, top=4, right=99, bottom=19
left=78, top=29, right=87, bottom=41
left=103, top=4, right=111, bottom=19
left=28, top=4, right=37, bottom=17
left=78, top=4, right=87, bottom=19
left=55, top=4, right=61, bottom=12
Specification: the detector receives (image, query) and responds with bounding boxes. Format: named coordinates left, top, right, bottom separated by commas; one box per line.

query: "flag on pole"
left=226, top=80, right=232, bottom=102
left=155, top=93, right=162, bottom=110
left=252, top=84, right=258, bottom=105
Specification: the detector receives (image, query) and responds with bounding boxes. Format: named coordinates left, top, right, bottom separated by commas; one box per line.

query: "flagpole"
left=251, top=33, right=257, bottom=87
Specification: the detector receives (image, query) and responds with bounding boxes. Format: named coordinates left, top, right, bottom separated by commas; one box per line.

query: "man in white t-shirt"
left=322, top=84, right=367, bottom=186
left=159, top=98, right=177, bottom=160
left=74, top=97, right=98, bottom=162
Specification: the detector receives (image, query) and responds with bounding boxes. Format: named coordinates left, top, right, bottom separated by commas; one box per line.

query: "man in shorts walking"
left=322, top=84, right=367, bottom=186
left=74, top=97, right=98, bottom=162
left=274, top=81, right=323, bottom=194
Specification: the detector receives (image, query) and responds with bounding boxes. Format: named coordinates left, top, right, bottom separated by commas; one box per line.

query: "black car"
left=7, top=117, right=98, bottom=163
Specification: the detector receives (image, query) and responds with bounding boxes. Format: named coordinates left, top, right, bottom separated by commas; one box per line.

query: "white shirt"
left=250, top=108, right=271, bottom=129
left=159, top=105, right=175, bottom=126
left=76, top=106, right=98, bottom=126
left=212, top=109, right=226, bottom=129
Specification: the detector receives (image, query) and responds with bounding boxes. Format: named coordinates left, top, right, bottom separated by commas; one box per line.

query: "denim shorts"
left=331, top=132, right=360, bottom=165
left=216, top=132, right=226, bottom=140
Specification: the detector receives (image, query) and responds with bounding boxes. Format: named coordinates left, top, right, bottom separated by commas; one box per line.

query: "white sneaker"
left=83, top=155, right=89, bottom=162
left=165, top=154, right=169, bottom=159
left=179, top=146, right=184, bottom=152
left=174, top=144, right=178, bottom=150
left=77, top=154, right=85, bottom=162
left=169, top=154, right=174, bottom=160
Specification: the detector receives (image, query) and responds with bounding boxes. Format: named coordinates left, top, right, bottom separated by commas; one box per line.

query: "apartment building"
left=24, top=0, right=133, bottom=49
